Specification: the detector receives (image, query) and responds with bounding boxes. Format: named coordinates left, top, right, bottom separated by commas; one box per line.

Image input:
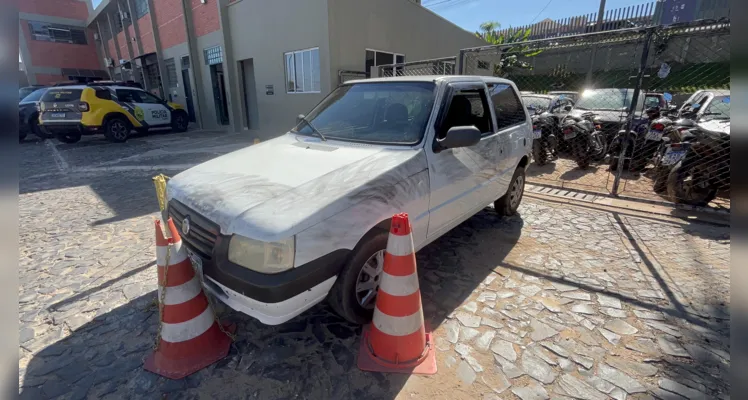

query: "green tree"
left=475, top=21, right=541, bottom=77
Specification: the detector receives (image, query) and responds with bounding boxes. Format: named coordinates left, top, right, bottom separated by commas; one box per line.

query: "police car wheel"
left=55, top=132, right=81, bottom=144
left=105, top=117, right=130, bottom=143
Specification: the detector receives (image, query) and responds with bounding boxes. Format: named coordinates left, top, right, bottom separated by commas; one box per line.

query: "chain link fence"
left=374, top=19, right=729, bottom=211
left=377, top=57, right=457, bottom=78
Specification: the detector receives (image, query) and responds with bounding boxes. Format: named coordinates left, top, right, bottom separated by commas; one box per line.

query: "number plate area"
left=645, top=130, right=663, bottom=141
left=662, top=146, right=686, bottom=166
left=532, top=129, right=542, bottom=139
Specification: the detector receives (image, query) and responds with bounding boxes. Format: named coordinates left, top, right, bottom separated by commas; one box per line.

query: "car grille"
left=168, top=200, right=219, bottom=260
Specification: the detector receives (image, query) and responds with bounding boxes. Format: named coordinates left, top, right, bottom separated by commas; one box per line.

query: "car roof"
left=345, top=75, right=517, bottom=86
left=46, top=85, right=142, bottom=91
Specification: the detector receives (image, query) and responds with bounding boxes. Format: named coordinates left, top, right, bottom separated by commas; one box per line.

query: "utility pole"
left=584, top=0, right=607, bottom=87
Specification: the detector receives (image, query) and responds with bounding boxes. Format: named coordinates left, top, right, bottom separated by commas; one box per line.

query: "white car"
left=167, top=76, right=532, bottom=325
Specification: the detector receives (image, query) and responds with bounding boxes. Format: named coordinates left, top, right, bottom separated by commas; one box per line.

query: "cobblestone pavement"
left=19, top=133, right=730, bottom=399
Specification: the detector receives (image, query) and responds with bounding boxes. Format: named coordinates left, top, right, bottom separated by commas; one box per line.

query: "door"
left=181, top=69, right=196, bottom=122
left=425, top=82, right=501, bottom=238
left=115, top=89, right=171, bottom=126
left=487, top=82, right=529, bottom=188
left=240, top=59, right=259, bottom=129
left=210, top=64, right=229, bottom=125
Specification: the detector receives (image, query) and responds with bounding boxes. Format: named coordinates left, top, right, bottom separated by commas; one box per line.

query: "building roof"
left=345, top=75, right=516, bottom=85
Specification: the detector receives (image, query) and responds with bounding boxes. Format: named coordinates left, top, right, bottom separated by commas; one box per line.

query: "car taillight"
left=652, top=123, right=665, bottom=131
left=595, top=124, right=602, bottom=130
left=670, top=143, right=681, bottom=149
left=564, top=127, right=573, bottom=134
left=78, top=102, right=90, bottom=112
left=532, top=124, right=538, bottom=130
left=677, top=127, right=690, bottom=132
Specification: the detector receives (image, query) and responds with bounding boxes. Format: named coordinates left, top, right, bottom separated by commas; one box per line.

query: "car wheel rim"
left=355, top=250, right=385, bottom=310
left=510, top=174, right=524, bottom=209
left=112, top=122, right=127, bottom=140
left=177, top=116, right=186, bottom=129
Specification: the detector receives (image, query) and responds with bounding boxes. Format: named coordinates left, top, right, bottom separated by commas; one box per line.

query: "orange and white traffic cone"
left=144, top=218, right=235, bottom=379
left=357, top=213, right=437, bottom=374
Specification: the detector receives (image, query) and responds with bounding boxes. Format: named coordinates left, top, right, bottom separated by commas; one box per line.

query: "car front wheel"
left=495, top=166, right=526, bottom=216
left=328, top=230, right=388, bottom=324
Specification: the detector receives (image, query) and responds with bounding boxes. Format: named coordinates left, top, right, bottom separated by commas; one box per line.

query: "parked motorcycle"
left=560, top=112, right=607, bottom=169
left=650, top=117, right=697, bottom=192
left=531, top=111, right=559, bottom=166
left=666, top=119, right=730, bottom=206
left=607, top=106, right=661, bottom=172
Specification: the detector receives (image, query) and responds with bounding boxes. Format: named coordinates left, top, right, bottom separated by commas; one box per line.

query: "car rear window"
left=42, top=89, right=83, bottom=102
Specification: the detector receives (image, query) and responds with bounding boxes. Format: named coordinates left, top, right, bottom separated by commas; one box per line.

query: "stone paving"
left=18, top=132, right=730, bottom=399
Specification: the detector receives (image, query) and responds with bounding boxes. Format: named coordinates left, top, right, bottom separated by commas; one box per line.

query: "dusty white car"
left=166, top=76, right=532, bottom=325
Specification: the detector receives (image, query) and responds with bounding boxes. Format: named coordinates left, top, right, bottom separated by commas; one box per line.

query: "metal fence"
left=376, top=18, right=730, bottom=211
left=377, top=57, right=457, bottom=77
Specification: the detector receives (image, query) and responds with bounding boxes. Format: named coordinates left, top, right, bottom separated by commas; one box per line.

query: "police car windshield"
left=42, top=89, right=83, bottom=102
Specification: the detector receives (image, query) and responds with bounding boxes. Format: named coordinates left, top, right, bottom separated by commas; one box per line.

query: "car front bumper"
left=167, top=199, right=350, bottom=324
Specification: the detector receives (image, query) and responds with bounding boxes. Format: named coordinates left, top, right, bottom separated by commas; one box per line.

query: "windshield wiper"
left=297, top=117, right=327, bottom=141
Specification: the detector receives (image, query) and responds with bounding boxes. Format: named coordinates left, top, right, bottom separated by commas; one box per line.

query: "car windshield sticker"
left=657, top=62, right=671, bottom=79
left=134, top=106, right=145, bottom=121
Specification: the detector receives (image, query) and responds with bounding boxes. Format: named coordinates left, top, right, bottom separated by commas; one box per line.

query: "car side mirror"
left=296, top=114, right=305, bottom=125
left=437, top=126, right=481, bottom=151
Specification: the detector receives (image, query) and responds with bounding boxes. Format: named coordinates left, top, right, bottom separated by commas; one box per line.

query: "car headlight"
left=227, top=235, right=295, bottom=274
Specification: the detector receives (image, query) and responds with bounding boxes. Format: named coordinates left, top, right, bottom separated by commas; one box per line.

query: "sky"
left=425, top=0, right=651, bottom=33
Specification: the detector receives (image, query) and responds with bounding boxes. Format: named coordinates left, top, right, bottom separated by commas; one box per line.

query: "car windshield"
left=21, top=88, right=46, bottom=103
left=293, top=82, right=436, bottom=145
left=522, top=96, right=552, bottom=111
left=574, top=89, right=643, bottom=110
left=19, top=87, right=39, bottom=100
left=703, top=95, right=730, bottom=120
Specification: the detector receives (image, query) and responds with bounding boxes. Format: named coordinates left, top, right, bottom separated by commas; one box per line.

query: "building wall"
left=20, top=0, right=89, bottom=20
left=153, top=0, right=187, bottom=50
left=20, top=21, right=101, bottom=70
left=137, top=14, right=156, bottom=54
left=190, top=0, right=220, bottom=38
left=327, top=0, right=485, bottom=79
left=195, top=30, right=225, bottom=130
left=227, top=0, right=331, bottom=137
left=117, top=31, right=130, bottom=59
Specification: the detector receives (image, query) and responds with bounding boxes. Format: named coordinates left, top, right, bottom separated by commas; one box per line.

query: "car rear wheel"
left=55, top=132, right=81, bottom=143
left=104, top=117, right=130, bottom=143
left=328, top=230, right=388, bottom=324
left=495, top=167, right=525, bottom=216
left=171, top=111, right=188, bottom=133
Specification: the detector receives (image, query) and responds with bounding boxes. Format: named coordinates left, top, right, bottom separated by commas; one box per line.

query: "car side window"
left=115, top=89, right=138, bottom=103
left=139, top=92, right=164, bottom=104
left=438, top=89, right=493, bottom=139
left=489, top=84, right=525, bottom=130
left=95, top=89, right=111, bottom=100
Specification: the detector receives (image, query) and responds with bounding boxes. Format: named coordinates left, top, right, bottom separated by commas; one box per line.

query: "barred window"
left=489, top=83, right=526, bottom=130
left=164, top=58, right=178, bottom=88
left=28, top=21, right=87, bottom=45
left=134, top=0, right=149, bottom=19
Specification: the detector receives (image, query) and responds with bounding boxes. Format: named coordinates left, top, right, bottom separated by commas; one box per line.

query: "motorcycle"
left=650, top=117, right=697, bottom=192
left=530, top=110, right=559, bottom=166
left=608, top=107, right=661, bottom=172
left=559, top=112, right=607, bottom=169
left=666, top=119, right=730, bottom=206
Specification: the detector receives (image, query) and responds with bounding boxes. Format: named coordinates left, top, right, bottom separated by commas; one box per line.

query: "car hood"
left=167, top=133, right=427, bottom=241
left=698, top=119, right=730, bottom=135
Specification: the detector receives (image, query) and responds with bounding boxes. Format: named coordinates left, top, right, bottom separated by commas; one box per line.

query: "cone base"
left=357, top=325, right=437, bottom=375
left=143, top=322, right=236, bottom=379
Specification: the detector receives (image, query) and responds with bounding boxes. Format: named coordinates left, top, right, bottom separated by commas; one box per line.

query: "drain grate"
left=526, top=184, right=600, bottom=203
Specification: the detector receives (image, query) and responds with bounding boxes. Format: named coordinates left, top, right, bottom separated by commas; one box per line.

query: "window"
left=181, top=55, right=190, bottom=70
left=489, top=84, right=526, bottom=130
left=204, top=46, right=223, bottom=65
left=112, top=12, right=124, bottom=33
left=476, top=60, right=490, bottom=70
left=42, top=89, right=83, bottom=102
left=164, top=58, right=178, bottom=89
left=440, top=89, right=493, bottom=138
left=28, top=21, right=87, bottom=45
left=365, top=49, right=405, bottom=77
left=284, top=47, right=320, bottom=93
left=115, top=89, right=142, bottom=103
left=139, top=91, right=164, bottom=104
left=134, top=0, right=149, bottom=19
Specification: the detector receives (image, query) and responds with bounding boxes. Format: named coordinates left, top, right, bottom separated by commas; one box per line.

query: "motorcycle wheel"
left=652, top=166, right=669, bottom=193
left=666, top=160, right=718, bottom=207
left=590, top=133, right=607, bottom=162
left=532, top=140, right=547, bottom=166
left=572, top=138, right=590, bottom=169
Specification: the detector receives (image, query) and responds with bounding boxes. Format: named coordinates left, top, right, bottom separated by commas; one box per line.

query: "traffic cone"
left=144, top=218, right=235, bottom=379
left=357, top=213, right=437, bottom=374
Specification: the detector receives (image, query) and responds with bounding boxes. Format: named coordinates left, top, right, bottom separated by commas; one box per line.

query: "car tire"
left=55, top=132, right=81, bottom=144
left=104, top=116, right=131, bottom=143
left=328, top=229, right=389, bottom=324
left=171, top=111, right=189, bottom=133
left=532, top=140, right=547, bottom=166
left=495, top=166, right=525, bottom=216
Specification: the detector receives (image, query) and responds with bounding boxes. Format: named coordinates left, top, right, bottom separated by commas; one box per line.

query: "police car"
left=38, top=84, right=189, bottom=143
